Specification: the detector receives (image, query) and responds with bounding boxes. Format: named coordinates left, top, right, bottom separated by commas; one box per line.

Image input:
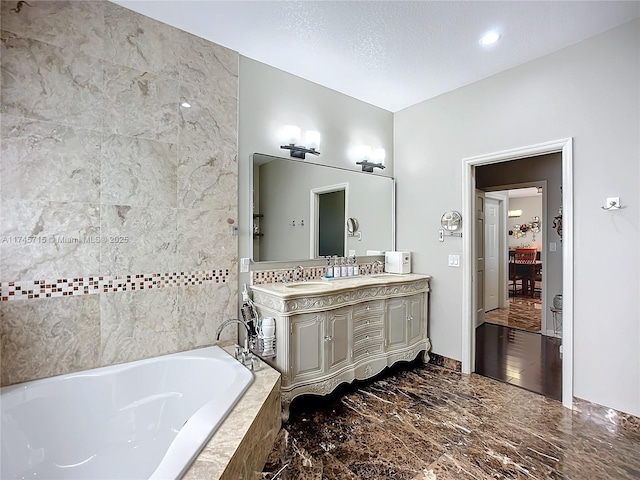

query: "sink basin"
left=371, top=274, right=407, bottom=279
left=285, top=281, right=333, bottom=290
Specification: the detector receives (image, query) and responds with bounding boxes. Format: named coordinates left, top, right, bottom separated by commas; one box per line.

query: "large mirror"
left=252, top=153, right=394, bottom=262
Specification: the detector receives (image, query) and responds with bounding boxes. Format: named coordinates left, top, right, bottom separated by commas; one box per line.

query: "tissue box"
left=385, top=251, right=411, bottom=274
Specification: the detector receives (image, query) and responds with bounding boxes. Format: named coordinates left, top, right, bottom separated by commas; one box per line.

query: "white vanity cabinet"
left=290, top=306, right=351, bottom=384
left=250, top=274, right=431, bottom=421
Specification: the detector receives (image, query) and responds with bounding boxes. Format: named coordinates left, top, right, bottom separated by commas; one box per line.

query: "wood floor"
left=475, top=322, right=562, bottom=400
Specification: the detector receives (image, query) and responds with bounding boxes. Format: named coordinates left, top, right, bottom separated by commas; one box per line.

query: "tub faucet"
left=215, top=319, right=257, bottom=369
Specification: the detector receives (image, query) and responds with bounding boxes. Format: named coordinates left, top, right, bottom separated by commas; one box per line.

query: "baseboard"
left=428, top=352, right=462, bottom=373
left=573, top=397, right=640, bottom=434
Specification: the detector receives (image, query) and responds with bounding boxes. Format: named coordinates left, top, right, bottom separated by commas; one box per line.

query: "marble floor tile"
left=485, top=297, right=542, bottom=333
left=262, top=361, right=640, bottom=479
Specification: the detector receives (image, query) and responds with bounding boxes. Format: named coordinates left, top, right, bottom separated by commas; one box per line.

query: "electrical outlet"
left=438, top=229, right=444, bottom=242
left=448, top=254, right=460, bottom=267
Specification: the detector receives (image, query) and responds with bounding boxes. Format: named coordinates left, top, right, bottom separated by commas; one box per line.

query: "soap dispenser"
left=340, top=257, right=348, bottom=277
left=347, top=256, right=353, bottom=276
left=353, top=255, right=359, bottom=276
left=326, top=256, right=333, bottom=278
left=333, top=256, right=341, bottom=277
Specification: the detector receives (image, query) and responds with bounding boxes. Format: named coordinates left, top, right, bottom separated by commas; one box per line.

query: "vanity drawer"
left=353, top=314, right=384, bottom=331
left=354, top=325, right=385, bottom=348
left=353, top=341, right=385, bottom=361
left=353, top=300, right=385, bottom=319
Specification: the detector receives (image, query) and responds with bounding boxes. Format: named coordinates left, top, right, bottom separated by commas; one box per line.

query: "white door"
left=484, top=197, right=500, bottom=312
left=475, top=190, right=485, bottom=327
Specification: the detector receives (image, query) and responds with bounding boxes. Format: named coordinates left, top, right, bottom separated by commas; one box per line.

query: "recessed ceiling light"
left=479, top=31, right=501, bottom=46
left=180, top=101, right=191, bottom=108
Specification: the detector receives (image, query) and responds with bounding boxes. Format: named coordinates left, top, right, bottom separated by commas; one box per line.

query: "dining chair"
left=514, top=248, right=537, bottom=297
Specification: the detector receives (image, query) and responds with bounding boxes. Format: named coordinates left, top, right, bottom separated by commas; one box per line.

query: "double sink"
left=282, top=274, right=410, bottom=293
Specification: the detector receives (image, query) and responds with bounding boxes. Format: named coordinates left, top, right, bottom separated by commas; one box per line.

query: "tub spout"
left=215, top=319, right=255, bottom=364
left=215, top=318, right=250, bottom=341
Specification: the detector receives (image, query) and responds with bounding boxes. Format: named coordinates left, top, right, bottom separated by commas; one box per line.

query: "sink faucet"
left=372, top=260, right=384, bottom=274
left=294, top=265, right=305, bottom=282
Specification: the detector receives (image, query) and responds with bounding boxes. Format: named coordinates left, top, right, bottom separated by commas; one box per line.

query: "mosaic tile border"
left=252, top=263, right=376, bottom=285
left=0, top=269, right=229, bottom=302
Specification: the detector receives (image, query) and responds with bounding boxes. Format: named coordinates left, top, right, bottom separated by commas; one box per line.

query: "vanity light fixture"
left=280, top=125, right=321, bottom=159
left=356, top=146, right=386, bottom=172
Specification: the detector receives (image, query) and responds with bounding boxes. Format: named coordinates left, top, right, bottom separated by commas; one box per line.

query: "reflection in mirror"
left=252, top=153, right=394, bottom=262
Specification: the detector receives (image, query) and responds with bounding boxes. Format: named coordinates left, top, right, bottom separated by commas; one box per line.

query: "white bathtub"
left=1, top=346, right=254, bottom=480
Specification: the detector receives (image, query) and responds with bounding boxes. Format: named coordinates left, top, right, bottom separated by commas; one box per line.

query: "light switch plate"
left=549, top=242, right=557, bottom=252
left=240, top=257, right=250, bottom=273
left=448, top=254, right=460, bottom=267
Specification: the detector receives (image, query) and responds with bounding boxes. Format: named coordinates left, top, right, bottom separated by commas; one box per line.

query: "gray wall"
left=506, top=196, right=543, bottom=251
left=0, top=1, right=239, bottom=385
left=238, top=57, right=394, bottom=280
left=394, top=20, right=639, bottom=415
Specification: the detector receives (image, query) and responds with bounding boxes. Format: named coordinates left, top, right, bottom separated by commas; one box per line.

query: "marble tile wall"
left=0, top=1, right=239, bottom=386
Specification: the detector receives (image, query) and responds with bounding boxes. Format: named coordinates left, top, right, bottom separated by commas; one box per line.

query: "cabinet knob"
left=365, top=335, right=370, bottom=339
left=407, top=315, right=413, bottom=322
left=324, top=335, right=333, bottom=342
left=365, top=320, right=370, bottom=325
left=365, top=306, right=370, bottom=311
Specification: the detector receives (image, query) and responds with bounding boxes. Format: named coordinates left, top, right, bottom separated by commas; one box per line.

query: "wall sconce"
left=280, top=125, right=321, bottom=159
left=507, top=209, right=522, bottom=218
left=356, top=146, right=385, bottom=172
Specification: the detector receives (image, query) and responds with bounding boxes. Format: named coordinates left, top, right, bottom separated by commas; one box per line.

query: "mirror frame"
left=251, top=153, right=396, bottom=263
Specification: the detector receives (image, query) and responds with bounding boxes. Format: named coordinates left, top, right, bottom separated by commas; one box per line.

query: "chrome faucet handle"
left=234, top=344, right=242, bottom=359
left=250, top=356, right=260, bottom=371
left=294, top=265, right=304, bottom=282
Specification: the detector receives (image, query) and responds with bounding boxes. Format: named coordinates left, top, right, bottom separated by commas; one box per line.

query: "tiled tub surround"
left=0, top=269, right=229, bottom=301
left=184, top=347, right=282, bottom=480
left=0, top=1, right=239, bottom=385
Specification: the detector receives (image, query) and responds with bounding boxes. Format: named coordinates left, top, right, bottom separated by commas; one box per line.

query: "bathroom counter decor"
left=251, top=274, right=431, bottom=421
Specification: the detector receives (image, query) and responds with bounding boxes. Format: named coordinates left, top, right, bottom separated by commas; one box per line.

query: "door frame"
left=310, top=183, right=349, bottom=259
left=462, top=138, right=573, bottom=409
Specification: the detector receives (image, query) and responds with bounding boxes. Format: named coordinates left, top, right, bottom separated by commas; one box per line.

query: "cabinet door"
left=407, top=294, right=424, bottom=345
left=386, top=297, right=407, bottom=350
left=325, top=306, right=351, bottom=372
left=291, top=312, right=325, bottom=382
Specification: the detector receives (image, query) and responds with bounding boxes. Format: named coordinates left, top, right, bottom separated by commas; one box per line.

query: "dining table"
left=514, top=260, right=542, bottom=297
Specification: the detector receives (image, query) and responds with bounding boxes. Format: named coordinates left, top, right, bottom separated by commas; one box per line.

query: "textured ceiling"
left=114, top=1, right=640, bottom=112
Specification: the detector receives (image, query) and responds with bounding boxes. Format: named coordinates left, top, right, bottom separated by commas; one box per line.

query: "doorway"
left=485, top=186, right=544, bottom=334
left=318, top=190, right=345, bottom=256
left=461, top=138, right=573, bottom=408
left=310, top=183, right=348, bottom=258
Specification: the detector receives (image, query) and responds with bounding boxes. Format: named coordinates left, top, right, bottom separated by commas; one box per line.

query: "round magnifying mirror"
left=346, top=217, right=359, bottom=235
left=440, top=211, right=462, bottom=232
